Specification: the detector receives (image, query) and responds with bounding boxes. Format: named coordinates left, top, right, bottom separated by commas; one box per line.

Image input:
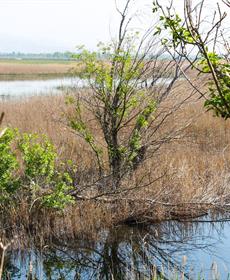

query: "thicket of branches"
left=154, top=0, right=230, bottom=118
left=65, top=0, right=193, bottom=194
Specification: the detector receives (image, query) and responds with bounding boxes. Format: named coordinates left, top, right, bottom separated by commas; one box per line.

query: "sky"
left=0, top=0, right=151, bottom=53
left=0, top=0, right=227, bottom=53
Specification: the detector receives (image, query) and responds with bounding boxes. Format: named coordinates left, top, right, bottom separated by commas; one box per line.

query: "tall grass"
left=1, top=85, right=230, bottom=242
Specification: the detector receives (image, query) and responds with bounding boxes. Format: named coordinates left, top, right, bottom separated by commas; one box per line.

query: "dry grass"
left=0, top=95, right=93, bottom=167
left=0, top=60, right=76, bottom=75
left=1, top=83, right=230, bottom=243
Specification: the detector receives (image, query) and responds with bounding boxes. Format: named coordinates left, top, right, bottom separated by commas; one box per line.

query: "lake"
left=0, top=77, right=85, bottom=100
left=0, top=76, right=176, bottom=101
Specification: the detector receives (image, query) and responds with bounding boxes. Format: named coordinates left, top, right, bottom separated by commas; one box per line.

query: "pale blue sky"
left=0, top=0, right=226, bottom=53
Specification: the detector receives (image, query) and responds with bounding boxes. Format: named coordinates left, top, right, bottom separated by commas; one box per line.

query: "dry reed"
left=0, top=61, right=75, bottom=75
left=1, top=83, right=230, bottom=243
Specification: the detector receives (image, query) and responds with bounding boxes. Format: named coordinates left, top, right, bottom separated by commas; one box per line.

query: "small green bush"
left=0, top=128, right=74, bottom=210
left=18, top=133, right=56, bottom=181
left=0, top=129, right=19, bottom=200
left=42, top=172, right=74, bottom=210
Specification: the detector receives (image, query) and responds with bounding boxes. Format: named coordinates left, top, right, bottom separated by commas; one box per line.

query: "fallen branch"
left=73, top=194, right=230, bottom=208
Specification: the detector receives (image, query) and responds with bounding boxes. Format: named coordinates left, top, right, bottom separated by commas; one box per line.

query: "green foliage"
left=136, top=101, right=156, bottom=129
left=0, top=128, right=74, bottom=210
left=127, top=101, right=156, bottom=165
left=154, top=13, right=195, bottom=47
left=0, top=129, right=19, bottom=199
left=128, top=129, right=141, bottom=161
left=67, top=98, right=103, bottom=172
left=199, top=52, right=221, bottom=72
left=198, top=53, right=230, bottom=118
left=42, top=172, right=74, bottom=210
left=68, top=36, right=158, bottom=185
left=73, top=42, right=143, bottom=98
left=155, top=7, right=230, bottom=119
left=19, top=133, right=56, bottom=180
left=152, top=1, right=158, bottom=13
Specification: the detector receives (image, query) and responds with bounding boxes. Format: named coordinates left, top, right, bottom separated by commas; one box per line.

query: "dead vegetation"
left=1, top=79, right=230, bottom=245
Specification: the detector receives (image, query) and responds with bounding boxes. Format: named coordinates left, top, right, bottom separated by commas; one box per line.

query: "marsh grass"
left=1, top=83, right=230, bottom=243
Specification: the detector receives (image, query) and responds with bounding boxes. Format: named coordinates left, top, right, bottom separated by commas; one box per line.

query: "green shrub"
left=42, top=172, right=74, bottom=210
left=0, top=128, right=74, bottom=210
left=18, top=133, right=56, bottom=181
left=0, top=129, right=19, bottom=200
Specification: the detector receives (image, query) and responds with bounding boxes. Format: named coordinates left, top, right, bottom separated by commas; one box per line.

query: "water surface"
left=0, top=76, right=175, bottom=101
left=0, top=77, right=84, bottom=100
left=3, top=218, right=230, bottom=279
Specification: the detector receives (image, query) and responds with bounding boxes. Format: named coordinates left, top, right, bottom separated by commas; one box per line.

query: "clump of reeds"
left=0, top=60, right=74, bottom=75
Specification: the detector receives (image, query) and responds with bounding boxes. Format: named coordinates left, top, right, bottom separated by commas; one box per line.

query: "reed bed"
left=0, top=61, right=75, bottom=75
left=1, top=84, right=230, bottom=244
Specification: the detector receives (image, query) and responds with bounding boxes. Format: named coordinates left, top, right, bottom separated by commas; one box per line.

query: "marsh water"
left=1, top=76, right=230, bottom=279
left=0, top=76, right=85, bottom=100
left=0, top=76, right=175, bottom=101
left=3, top=218, right=230, bottom=279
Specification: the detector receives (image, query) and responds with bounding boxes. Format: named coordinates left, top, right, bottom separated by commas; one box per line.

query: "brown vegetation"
left=1, top=81, right=230, bottom=246
left=0, top=60, right=75, bottom=76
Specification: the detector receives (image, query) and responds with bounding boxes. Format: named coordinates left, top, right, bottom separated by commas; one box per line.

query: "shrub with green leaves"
left=18, top=133, right=56, bottom=181
left=154, top=1, right=230, bottom=119
left=42, top=172, right=74, bottom=210
left=0, top=129, right=19, bottom=200
left=0, top=128, right=74, bottom=210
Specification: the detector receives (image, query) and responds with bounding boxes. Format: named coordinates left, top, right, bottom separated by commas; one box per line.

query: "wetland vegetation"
left=1, top=0, right=230, bottom=278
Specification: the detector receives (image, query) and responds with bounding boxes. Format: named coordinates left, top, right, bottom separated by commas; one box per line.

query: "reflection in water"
left=3, top=220, right=230, bottom=279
